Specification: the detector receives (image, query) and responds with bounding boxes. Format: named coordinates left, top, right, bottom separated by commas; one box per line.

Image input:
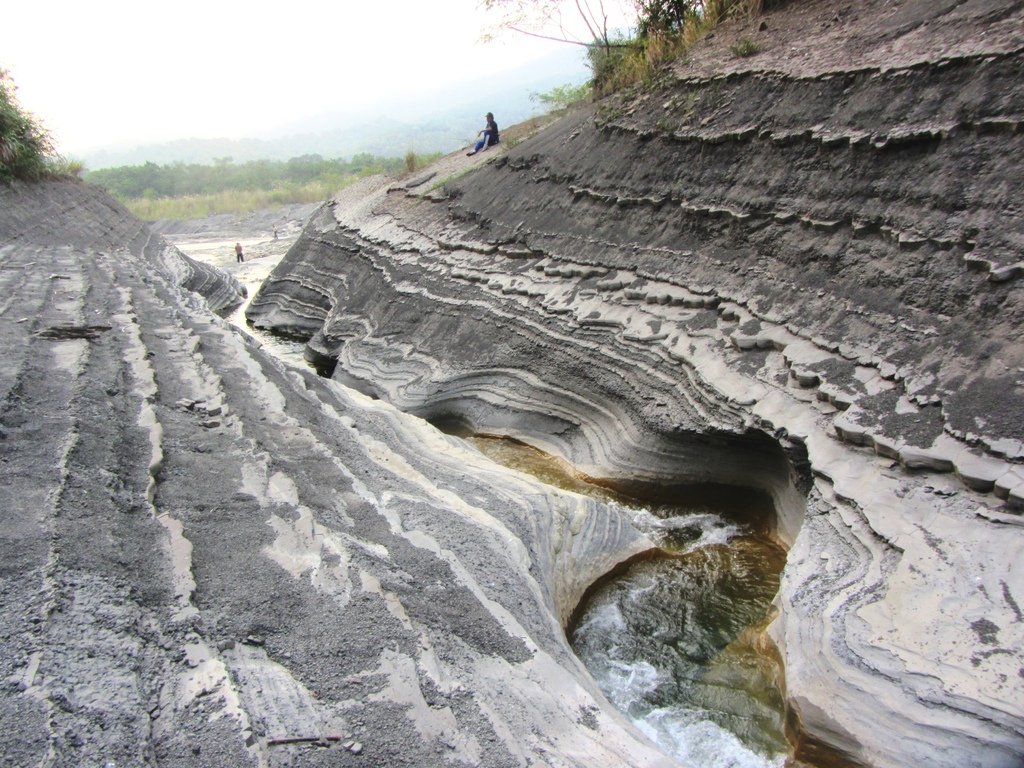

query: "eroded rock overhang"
left=248, top=1, right=1024, bottom=765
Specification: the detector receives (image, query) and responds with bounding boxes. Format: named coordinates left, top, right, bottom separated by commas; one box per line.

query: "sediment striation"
left=247, top=1, right=1024, bottom=765
left=0, top=180, right=673, bottom=765
left=0, top=181, right=248, bottom=314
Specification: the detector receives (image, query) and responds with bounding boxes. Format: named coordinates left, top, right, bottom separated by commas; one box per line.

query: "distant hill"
left=83, top=47, right=590, bottom=169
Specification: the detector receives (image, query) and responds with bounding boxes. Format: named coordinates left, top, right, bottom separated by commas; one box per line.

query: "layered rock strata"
left=248, top=1, right=1024, bottom=765
left=0, top=181, right=247, bottom=314
left=0, top=181, right=677, bottom=766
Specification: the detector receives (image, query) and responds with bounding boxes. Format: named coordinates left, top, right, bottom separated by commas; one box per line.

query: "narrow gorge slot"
left=446, top=429, right=826, bottom=768
left=181, top=224, right=855, bottom=768
left=185, top=233, right=863, bottom=768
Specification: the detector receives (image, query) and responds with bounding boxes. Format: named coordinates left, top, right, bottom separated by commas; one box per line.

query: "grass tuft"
left=590, top=0, right=766, bottom=95
left=730, top=37, right=761, bottom=57
left=1, top=69, right=82, bottom=184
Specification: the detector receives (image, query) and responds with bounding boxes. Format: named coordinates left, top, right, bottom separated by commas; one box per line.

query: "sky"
left=2, top=0, right=634, bottom=156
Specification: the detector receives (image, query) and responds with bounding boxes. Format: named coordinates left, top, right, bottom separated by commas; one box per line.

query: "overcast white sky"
left=2, top=0, right=633, bottom=156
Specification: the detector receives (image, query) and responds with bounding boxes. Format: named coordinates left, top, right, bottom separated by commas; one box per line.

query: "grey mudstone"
left=243, top=2, right=1024, bottom=766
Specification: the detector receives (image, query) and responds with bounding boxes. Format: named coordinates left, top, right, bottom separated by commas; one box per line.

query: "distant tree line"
left=85, top=153, right=436, bottom=201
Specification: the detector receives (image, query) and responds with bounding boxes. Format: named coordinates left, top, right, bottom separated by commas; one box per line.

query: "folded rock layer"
left=0, top=181, right=672, bottom=766
left=248, top=1, right=1024, bottom=766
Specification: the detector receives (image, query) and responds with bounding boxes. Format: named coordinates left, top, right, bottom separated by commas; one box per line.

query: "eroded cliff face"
left=0, top=181, right=247, bottom=314
left=248, top=1, right=1024, bottom=765
left=0, top=180, right=681, bottom=766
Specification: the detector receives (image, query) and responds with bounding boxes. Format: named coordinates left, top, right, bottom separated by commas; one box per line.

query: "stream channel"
left=176, top=231, right=815, bottom=768
left=456, top=434, right=793, bottom=768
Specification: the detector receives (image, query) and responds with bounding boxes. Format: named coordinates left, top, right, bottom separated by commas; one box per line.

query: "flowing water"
left=463, top=434, right=794, bottom=768
left=571, top=542, right=789, bottom=767
left=176, top=233, right=802, bottom=767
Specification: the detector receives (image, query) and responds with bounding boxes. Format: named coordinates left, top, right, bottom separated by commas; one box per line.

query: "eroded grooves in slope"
left=246, top=2, right=1024, bottom=764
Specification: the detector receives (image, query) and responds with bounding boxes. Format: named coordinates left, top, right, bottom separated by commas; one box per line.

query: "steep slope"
left=248, top=1, right=1024, bottom=765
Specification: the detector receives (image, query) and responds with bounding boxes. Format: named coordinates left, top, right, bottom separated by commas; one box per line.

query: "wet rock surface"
left=0, top=181, right=676, bottom=766
left=248, top=1, right=1024, bottom=766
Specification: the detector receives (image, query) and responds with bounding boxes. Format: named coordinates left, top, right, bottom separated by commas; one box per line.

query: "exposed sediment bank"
left=0, top=180, right=681, bottom=766
left=247, top=2, right=1024, bottom=765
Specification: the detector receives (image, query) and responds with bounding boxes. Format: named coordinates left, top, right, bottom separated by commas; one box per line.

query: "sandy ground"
left=157, top=200, right=319, bottom=328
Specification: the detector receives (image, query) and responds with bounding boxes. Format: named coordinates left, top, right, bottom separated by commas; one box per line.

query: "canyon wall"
left=248, top=1, right=1024, bottom=765
left=0, top=179, right=678, bottom=766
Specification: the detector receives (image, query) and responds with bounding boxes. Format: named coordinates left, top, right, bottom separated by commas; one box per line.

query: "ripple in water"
left=570, top=530, right=789, bottom=768
left=462, top=435, right=791, bottom=767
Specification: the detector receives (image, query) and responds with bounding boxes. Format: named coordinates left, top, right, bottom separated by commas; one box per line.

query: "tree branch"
left=574, top=0, right=600, bottom=42
left=507, top=25, right=638, bottom=47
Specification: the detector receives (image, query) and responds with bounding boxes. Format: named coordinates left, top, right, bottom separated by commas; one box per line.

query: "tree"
left=482, top=1, right=743, bottom=49
left=634, top=0, right=694, bottom=35
left=483, top=0, right=763, bottom=94
left=481, top=0, right=629, bottom=58
left=635, top=1, right=761, bottom=35
left=531, top=82, right=592, bottom=110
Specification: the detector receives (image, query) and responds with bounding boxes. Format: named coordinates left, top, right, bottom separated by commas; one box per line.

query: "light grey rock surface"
left=0, top=181, right=248, bottom=315
left=149, top=201, right=321, bottom=240
left=248, top=1, right=1024, bottom=765
left=0, top=181, right=681, bottom=766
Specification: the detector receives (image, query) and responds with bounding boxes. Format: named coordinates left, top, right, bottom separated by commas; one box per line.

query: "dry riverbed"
left=161, top=206, right=313, bottom=355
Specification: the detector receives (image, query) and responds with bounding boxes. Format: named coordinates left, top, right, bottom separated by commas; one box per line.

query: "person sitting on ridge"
left=466, top=112, right=499, bottom=155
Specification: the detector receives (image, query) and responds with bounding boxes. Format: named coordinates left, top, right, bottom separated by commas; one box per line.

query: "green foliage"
left=482, top=0, right=764, bottom=98
left=404, top=149, right=418, bottom=174
left=45, top=157, right=86, bottom=179
left=0, top=69, right=56, bottom=184
left=87, top=152, right=442, bottom=220
left=730, top=37, right=760, bottom=56
left=531, top=82, right=591, bottom=111
left=86, top=153, right=440, bottom=201
left=482, top=0, right=765, bottom=99
left=588, top=32, right=683, bottom=95
left=588, top=35, right=642, bottom=94
left=589, top=0, right=764, bottom=95
left=123, top=184, right=335, bottom=221
left=635, top=0, right=698, bottom=36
